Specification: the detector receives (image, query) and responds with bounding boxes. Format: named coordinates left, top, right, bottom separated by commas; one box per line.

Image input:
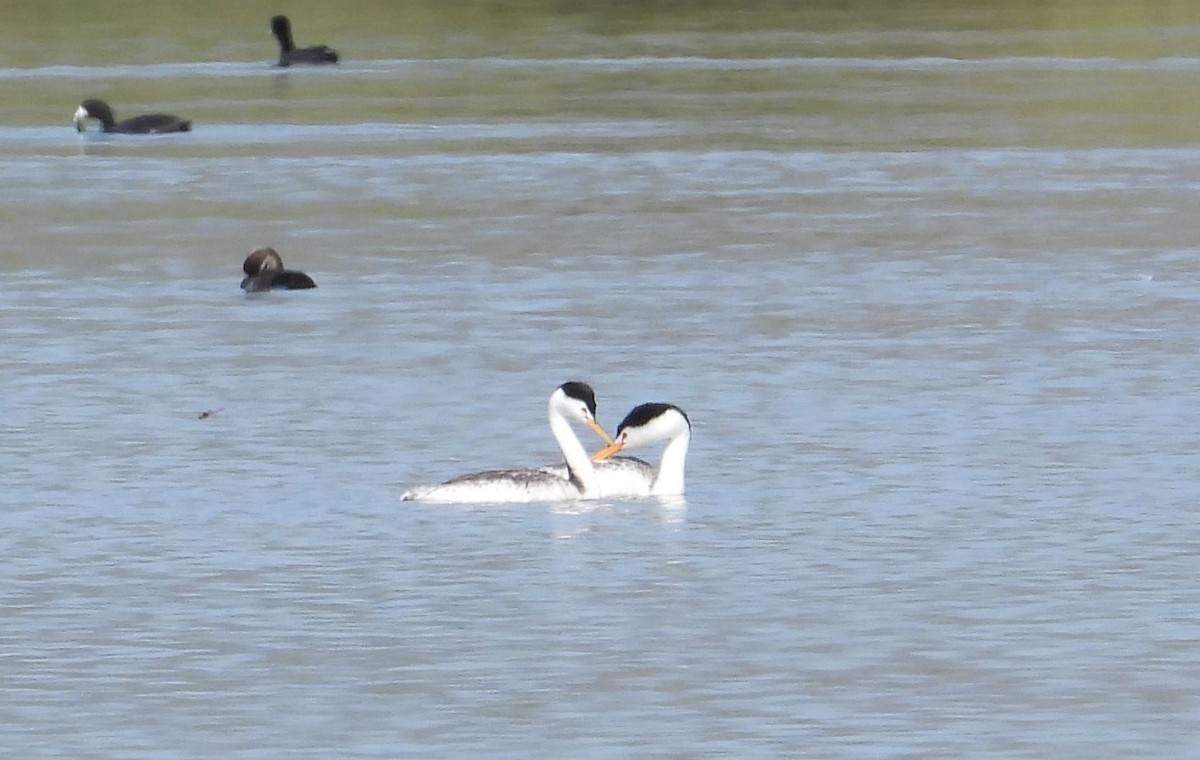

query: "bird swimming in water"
left=270, top=15, right=339, bottom=67
left=73, top=99, right=191, bottom=134
left=401, top=381, right=616, bottom=504
left=589, top=402, right=691, bottom=497
left=240, top=247, right=317, bottom=292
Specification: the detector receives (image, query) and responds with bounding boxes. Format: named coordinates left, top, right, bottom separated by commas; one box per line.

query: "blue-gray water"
left=3, top=3, right=1200, bottom=757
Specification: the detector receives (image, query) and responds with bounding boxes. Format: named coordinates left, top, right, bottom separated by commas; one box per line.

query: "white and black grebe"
left=400, top=382, right=615, bottom=504
left=590, top=402, right=691, bottom=498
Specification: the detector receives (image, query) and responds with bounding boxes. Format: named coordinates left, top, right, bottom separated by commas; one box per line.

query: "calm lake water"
left=3, top=1, right=1200, bottom=757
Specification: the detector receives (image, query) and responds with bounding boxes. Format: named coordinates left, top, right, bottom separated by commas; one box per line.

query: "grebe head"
left=552, top=381, right=613, bottom=445
left=592, top=402, right=689, bottom=460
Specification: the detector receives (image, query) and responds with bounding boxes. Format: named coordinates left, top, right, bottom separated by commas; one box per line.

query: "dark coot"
left=271, top=15, right=339, bottom=66
left=241, top=247, right=317, bottom=292
left=73, top=99, right=191, bottom=134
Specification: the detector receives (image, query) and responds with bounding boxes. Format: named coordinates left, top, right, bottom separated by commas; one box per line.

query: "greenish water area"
left=2, top=0, right=1200, bottom=146
left=3, top=2, right=1200, bottom=758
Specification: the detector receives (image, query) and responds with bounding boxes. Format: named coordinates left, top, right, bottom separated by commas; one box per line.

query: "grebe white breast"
left=401, top=382, right=614, bottom=504
left=590, top=402, right=691, bottom=498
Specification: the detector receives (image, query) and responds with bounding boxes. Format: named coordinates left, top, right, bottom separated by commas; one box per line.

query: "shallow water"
left=3, top=1, right=1200, bottom=757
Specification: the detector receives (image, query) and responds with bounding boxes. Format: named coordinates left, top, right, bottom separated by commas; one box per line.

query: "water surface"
left=3, top=2, right=1200, bottom=757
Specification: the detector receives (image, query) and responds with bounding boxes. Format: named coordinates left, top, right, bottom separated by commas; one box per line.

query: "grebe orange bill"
left=591, top=402, right=691, bottom=497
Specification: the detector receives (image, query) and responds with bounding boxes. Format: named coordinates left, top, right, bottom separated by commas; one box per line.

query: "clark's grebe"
left=590, top=402, right=691, bottom=497
left=400, top=382, right=614, bottom=503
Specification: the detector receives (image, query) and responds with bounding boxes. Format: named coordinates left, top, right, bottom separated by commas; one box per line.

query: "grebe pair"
left=401, top=382, right=691, bottom=504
